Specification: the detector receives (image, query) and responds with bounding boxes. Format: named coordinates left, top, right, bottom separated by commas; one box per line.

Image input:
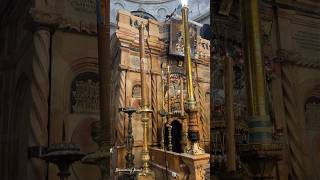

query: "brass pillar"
left=137, top=22, right=155, bottom=180
left=240, top=0, right=282, bottom=179
left=240, top=0, right=256, bottom=117
left=224, top=56, right=236, bottom=172
left=242, top=0, right=272, bottom=144
left=249, top=0, right=267, bottom=117
left=181, top=4, right=204, bottom=155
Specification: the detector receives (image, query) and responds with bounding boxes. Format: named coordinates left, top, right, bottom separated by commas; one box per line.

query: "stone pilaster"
left=28, top=27, right=51, bottom=180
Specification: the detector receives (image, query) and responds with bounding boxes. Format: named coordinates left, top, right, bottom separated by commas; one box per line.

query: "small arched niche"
left=131, top=84, right=141, bottom=108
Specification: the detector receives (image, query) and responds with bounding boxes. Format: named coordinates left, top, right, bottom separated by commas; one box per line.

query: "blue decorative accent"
left=248, top=120, right=272, bottom=128
left=249, top=132, right=273, bottom=143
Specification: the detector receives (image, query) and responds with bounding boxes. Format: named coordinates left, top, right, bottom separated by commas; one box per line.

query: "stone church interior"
left=0, top=0, right=319, bottom=180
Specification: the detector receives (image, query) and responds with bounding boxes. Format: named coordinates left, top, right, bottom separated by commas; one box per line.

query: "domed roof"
left=111, top=0, right=210, bottom=24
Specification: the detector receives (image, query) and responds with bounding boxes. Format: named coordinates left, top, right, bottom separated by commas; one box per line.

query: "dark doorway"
left=164, top=120, right=182, bottom=153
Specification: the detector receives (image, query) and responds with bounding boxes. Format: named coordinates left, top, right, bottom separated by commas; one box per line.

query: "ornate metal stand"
left=117, top=106, right=139, bottom=180
left=136, top=21, right=155, bottom=180
left=119, top=107, right=137, bottom=168
left=166, top=123, right=173, bottom=151
left=41, top=143, right=84, bottom=180
left=159, top=110, right=169, bottom=150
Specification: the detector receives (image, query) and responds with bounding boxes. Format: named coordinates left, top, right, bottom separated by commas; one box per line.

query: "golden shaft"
left=139, top=23, right=148, bottom=108
left=137, top=22, right=154, bottom=178
left=182, top=6, right=195, bottom=102
left=181, top=6, right=203, bottom=155
left=248, top=0, right=267, bottom=116
left=224, top=56, right=236, bottom=172
left=240, top=0, right=256, bottom=116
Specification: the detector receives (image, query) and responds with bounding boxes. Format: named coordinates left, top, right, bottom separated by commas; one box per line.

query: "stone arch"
left=65, top=57, right=99, bottom=113
left=131, top=83, right=141, bottom=108
left=58, top=57, right=99, bottom=142
left=164, top=119, right=182, bottom=153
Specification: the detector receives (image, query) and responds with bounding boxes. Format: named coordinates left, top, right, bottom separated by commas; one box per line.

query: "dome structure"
left=111, top=0, right=210, bottom=29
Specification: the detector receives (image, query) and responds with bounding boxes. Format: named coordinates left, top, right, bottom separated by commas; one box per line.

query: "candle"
left=181, top=0, right=188, bottom=7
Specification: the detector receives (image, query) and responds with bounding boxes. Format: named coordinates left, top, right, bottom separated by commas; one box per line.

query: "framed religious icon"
left=169, top=18, right=198, bottom=58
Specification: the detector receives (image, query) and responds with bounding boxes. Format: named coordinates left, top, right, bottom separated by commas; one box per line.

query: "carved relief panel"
left=71, top=72, right=99, bottom=113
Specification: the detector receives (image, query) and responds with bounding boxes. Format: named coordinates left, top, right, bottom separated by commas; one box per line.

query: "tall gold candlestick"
left=181, top=3, right=204, bottom=155
left=250, top=0, right=267, bottom=117
left=137, top=22, right=155, bottom=180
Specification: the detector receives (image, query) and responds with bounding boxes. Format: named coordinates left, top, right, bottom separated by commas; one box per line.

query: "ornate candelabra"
left=119, top=107, right=137, bottom=169
left=136, top=21, right=155, bottom=180
left=166, top=123, right=173, bottom=151
left=181, top=0, right=204, bottom=155
left=116, top=107, right=138, bottom=180
left=160, top=69, right=167, bottom=150
left=41, top=123, right=84, bottom=180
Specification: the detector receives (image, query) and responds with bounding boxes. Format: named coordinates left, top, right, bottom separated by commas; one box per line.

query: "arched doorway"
left=164, top=120, right=182, bottom=153
left=305, top=96, right=320, bottom=180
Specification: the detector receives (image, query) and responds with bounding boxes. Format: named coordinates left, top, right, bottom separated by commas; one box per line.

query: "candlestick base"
left=137, top=169, right=155, bottom=180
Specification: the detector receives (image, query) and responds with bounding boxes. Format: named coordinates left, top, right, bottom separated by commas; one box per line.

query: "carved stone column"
left=28, top=27, right=51, bottom=180
left=151, top=74, right=158, bottom=145
left=281, top=65, right=309, bottom=180
left=118, top=68, right=127, bottom=145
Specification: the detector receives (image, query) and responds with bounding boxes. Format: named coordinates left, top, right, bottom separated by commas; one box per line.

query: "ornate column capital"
left=29, top=8, right=60, bottom=29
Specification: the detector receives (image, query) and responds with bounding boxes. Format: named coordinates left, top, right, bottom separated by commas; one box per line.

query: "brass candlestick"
left=160, top=70, right=166, bottom=150
left=136, top=22, right=155, bottom=180
left=181, top=3, right=204, bottom=155
left=167, top=123, right=173, bottom=151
